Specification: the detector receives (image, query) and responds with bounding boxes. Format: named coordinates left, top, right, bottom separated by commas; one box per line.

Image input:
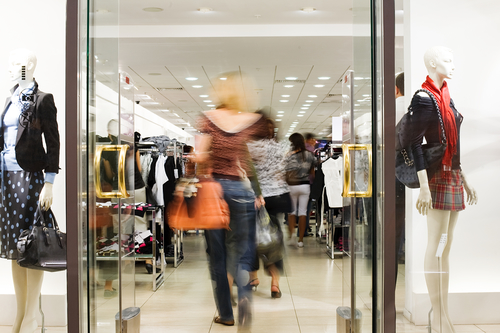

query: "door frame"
left=64, top=1, right=397, bottom=332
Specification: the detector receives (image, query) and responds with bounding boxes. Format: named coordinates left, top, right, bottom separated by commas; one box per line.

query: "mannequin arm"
left=460, top=170, right=478, bottom=205
left=39, top=182, right=53, bottom=210
left=416, top=169, right=432, bottom=215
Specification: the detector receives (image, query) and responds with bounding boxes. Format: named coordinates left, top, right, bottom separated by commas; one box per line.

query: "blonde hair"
left=210, top=71, right=259, bottom=112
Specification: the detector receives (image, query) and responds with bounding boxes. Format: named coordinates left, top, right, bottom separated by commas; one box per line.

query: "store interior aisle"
left=136, top=233, right=342, bottom=333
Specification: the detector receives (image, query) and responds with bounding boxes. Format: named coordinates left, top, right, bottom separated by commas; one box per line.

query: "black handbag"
left=17, top=207, right=67, bottom=272
left=395, top=89, right=447, bottom=188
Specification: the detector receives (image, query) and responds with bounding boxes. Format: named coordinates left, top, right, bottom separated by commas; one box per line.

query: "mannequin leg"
left=425, top=209, right=459, bottom=333
left=11, top=262, right=28, bottom=333
left=11, top=262, right=44, bottom=333
left=439, top=211, right=459, bottom=333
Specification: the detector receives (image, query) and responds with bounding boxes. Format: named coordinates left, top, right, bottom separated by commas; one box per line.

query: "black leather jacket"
left=0, top=81, right=60, bottom=173
left=409, top=94, right=462, bottom=173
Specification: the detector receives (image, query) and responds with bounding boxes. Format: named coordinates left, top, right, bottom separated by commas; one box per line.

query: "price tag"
left=435, top=233, right=447, bottom=258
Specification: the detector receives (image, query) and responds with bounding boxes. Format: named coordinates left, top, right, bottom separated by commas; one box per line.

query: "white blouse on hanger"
left=322, top=157, right=343, bottom=208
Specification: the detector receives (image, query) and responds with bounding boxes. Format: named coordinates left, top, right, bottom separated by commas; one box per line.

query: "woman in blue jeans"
left=195, top=72, right=267, bottom=326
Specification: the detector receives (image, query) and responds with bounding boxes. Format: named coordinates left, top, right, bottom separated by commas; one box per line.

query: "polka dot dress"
left=0, top=170, right=44, bottom=260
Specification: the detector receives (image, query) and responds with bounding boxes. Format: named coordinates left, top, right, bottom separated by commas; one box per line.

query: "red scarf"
left=421, top=76, right=457, bottom=171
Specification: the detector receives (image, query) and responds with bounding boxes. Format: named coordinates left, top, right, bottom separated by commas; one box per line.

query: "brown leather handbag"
left=168, top=177, right=230, bottom=230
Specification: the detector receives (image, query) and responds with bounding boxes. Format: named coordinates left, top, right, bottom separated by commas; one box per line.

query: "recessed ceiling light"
left=305, top=100, right=314, bottom=102
left=173, top=113, right=180, bottom=117
left=301, top=107, right=309, bottom=110
left=198, top=7, right=213, bottom=13
left=199, top=95, right=209, bottom=98
left=279, top=100, right=289, bottom=103
left=301, top=7, right=316, bottom=13
left=207, top=104, right=215, bottom=107
left=297, top=115, right=304, bottom=117
left=303, top=104, right=311, bottom=106
left=284, top=85, right=294, bottom=88
left=275, top=119, right=282, bottom=122
left=299, top=111, right=306, bottom=114
left=186, top=77, right=198, bottom=81
left=203, top=100, right=212, bottom=103
left=143, top=7, right=163, bottom=12
left=277, top=111, right=285, bottom=113
left=318, top=77, right=331, bottom=80
left=281, top=95, right=290, bottom=97
left=362, top=94, right=370, bottom=97
left=314, top=85, right=325, bottom=88
left=220, top=77, right=227, bottom=80
left=277, top=115, right=284, bottom=117
left=192, top=85, right=203, bottom=88
left=285, top=77, right=298, bottom=80
left=308, top=95, right=318, bottom=98
left=148, top=73, right=161, bottom=76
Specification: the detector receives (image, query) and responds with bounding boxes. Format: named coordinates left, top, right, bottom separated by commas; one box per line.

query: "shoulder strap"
left=409, top=89, right=447, bottom=145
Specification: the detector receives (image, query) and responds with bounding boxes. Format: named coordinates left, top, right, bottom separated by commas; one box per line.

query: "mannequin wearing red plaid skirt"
left=415, top=46, right=478, bottom=333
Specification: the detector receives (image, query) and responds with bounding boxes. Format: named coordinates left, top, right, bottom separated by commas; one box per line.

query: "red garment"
left=421, top=76, right=458, bottom=171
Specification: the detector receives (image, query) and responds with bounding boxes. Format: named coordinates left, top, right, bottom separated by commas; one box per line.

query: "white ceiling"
left=92, top=1, right=364, bottom=137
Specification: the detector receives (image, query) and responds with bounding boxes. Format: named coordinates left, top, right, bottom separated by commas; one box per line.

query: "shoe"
left=145, top=263, right=153, bottom=274
left=104, top=288, right=117, bottom=298
left=249, top=278, right=259, bottom=292
left=238, top=297, right=252, bottom=326
left=271, top=285, right=282, bottom=299
left=287, top=237, right=297, bottom=247
left=297, top=241, right=304, bottom=248
left=214, top=316, right=235, bottom=326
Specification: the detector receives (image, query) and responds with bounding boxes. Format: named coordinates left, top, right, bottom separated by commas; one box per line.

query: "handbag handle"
left=35, top=206, right=64, bottom=247
left=409, top=89, right=447, bottom=145
left=35, top=206, right=61, bottom=231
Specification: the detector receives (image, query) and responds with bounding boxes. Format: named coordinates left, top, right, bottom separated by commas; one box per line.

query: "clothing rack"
left=156, top=139, right=186, bottom=267
left=313, top=143, right=344, bottom=259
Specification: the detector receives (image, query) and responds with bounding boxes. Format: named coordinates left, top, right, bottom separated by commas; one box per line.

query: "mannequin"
left=0, top=49, right=60, bottom=333
left=414, top=46, right=477, bottom=333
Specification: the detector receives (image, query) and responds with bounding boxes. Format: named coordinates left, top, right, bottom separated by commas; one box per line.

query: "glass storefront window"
left=397, top=1, right=500, bottom=332
left=0, top=1, right=68, bottom=330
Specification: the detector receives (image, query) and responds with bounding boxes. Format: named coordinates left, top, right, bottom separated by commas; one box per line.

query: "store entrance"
left=79, top=1, right=391, bottom=332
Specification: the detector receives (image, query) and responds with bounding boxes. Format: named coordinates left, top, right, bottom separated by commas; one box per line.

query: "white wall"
left=404, top=0, right=500, bottom=325
left=0, top=0, right=67, bottom=326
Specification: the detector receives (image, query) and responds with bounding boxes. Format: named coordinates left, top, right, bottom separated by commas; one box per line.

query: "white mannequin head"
left=9, top=48, right=37, bottom=86
left=424, top=46, right=454, bottom=87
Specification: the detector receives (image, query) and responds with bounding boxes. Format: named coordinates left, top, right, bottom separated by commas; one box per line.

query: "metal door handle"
left=95, top=145, right=130, bottom=199
left=341, top=144, right=372, bottom=198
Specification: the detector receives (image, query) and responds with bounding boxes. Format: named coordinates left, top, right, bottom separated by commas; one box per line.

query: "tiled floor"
left=2, top=232, right=498, bottom=332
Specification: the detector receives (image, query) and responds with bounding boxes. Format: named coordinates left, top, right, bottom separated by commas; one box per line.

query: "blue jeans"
left=205, top=179, right=255, bottom=321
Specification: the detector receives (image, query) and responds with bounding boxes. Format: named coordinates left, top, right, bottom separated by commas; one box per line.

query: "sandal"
left=271, top=285, right=282, bottom=299
left=249, top=278, right=260, bottom=291
left=214, top=316, right=235, bottom=326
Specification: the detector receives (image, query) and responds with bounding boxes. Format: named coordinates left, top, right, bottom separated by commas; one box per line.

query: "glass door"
left=85, top=1, right=137, bottom=331
left=340, top=0, right=385, bottom=332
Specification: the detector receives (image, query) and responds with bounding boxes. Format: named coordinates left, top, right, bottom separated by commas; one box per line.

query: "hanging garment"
left=152, top=155, right=168, bottom=206
left=140, top=153, right=153, bottom=185
left=322, top=157, right=343, bottom=208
